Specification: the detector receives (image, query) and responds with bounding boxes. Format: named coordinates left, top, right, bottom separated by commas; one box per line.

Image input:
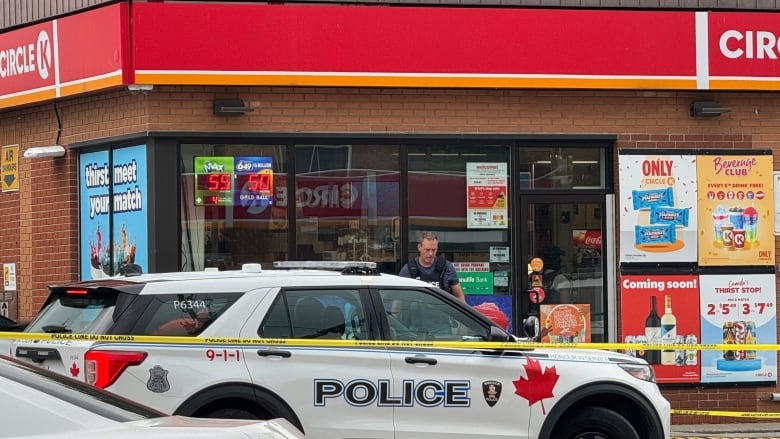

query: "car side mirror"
left=522, top=315, right=540, bottom=340
left=488, top=325, right=513, bottom=342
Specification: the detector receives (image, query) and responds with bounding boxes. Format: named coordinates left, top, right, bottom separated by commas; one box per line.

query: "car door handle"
left=257, top=349, right=292, bottom=358
left=405, top=356, right=437, bottom=365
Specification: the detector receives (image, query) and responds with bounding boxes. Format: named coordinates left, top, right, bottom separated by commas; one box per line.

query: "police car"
left=10, top=262, right=670, bottom=439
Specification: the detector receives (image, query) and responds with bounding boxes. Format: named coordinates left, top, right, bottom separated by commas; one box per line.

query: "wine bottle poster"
left=619, top=274, right=700, bottom=384
left=699, top=273, right=777, bottom=384
left=618, top=152, right=698, bottom=264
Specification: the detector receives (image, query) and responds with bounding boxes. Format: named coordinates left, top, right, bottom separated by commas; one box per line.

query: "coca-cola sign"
left=573, top=229, right=602, bottom=250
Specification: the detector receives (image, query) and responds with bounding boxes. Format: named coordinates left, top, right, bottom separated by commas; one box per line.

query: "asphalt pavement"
left=672, top=422, right=780, bottom=438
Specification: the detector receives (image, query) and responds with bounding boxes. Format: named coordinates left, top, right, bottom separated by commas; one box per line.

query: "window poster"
left=540, top=303, right=591, bottom=344
left=618, top=153, right=698, bottom=263
left=111, top=145, right=148, bottom=277
left=699, top=273, right=777, bottom=383
left=466, top=294, right=512, bottom=333
left=466, top=162, right=507, bottom=229
left=79, top=145, right=148, bottom=279
left=619, top=274, right=701, bottom=384
left=80, top=150, right=110, bottom=280
left=696, top=153, right=775, bottom=267
left=453, top=262, right=493, bottom=294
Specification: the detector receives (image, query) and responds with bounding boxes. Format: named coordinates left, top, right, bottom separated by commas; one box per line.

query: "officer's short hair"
left=418, top=231, right=438, bottom=244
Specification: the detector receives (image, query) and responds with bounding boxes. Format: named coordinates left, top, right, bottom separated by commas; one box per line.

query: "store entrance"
left=519, top=195, right=606, bottom=342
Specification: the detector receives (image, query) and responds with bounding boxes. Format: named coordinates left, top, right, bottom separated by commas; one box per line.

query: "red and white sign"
left=6, top=4, right=780, bottom=109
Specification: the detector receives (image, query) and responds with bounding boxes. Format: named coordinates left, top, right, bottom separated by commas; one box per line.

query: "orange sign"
left=540, top=304, right=591, bottom=343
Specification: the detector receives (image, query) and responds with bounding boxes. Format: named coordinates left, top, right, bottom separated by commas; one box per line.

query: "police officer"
left=399, top=231, right=465, bottom=302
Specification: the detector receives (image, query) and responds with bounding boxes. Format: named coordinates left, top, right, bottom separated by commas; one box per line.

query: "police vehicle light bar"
left=273, top=261, right=377, bottom=270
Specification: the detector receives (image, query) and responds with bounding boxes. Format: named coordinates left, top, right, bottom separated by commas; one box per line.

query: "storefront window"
left=517, top=147, right=605, bottom=189
left=407, top=144, right=513, bottom=328
left=294, top=144, right=400, bottom=274
left=180, top=143, right=288, bottom=270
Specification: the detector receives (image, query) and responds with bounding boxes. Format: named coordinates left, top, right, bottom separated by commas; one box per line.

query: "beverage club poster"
left=620, top=273, right=777, bottom=384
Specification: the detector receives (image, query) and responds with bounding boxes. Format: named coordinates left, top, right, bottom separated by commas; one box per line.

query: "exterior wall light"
left=23, top=145, right=67, bottom=158
left=690, top=100, right=732, bottom=117
left=213, top=99, right=254, bottom=116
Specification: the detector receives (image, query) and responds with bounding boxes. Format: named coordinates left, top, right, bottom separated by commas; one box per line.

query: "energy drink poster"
left=699, top=273, right=776, bottom=383
left=618, top=153, right=698, bottom=263
left=697, top=153, right=774, bottom=266
left=619, top=274, right=701, bottom=384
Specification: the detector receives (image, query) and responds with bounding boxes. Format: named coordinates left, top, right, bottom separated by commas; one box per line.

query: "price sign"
left=705, top=301, right=774, bottom=316
left=234, top=156, right=274, bottom=205
left=194, top=157, right=234, bottom=206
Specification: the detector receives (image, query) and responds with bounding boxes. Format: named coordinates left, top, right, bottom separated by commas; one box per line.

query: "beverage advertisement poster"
left=111, top=145, right=148, bottom=277
left=467, top=295, right=512, bottom=333
left=80, top=150, right=110, bottom=280
left=466, top=162, right=507, bottom=229
left=540, top=304, right=591, bottom=343
left=696, top=153, right=774, bottom=266
left=79, top=146, right=148, bottom=280
left=618, top=153, right=698, bottom=263
left=699, top=273, right=777, bottom=383
left=619, top=274, right=700, bottom=384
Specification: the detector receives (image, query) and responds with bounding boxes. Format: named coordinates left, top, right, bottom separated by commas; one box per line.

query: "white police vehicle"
left=11, top=262, right=670, bottom=439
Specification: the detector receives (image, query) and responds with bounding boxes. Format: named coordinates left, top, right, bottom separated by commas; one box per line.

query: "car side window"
left=128, top=293, right=242, bottom=336
left=379, top=288, right=490, bottom=341
left=259, top=289, right=367, bottom=340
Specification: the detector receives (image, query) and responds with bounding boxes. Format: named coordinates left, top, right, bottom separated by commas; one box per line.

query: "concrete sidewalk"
left=672, top=422, right=780, bottom=435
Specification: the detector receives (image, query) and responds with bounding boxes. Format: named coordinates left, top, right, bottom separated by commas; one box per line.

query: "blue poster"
left=79, top=150, right=110, bottom=280
left=79, top=145, right=148, bottom=280
left=112, top=145, right=148, bottom=276
left=466, top=294, right=513, bottom=333
left=699, top=273, right=777, bottom=383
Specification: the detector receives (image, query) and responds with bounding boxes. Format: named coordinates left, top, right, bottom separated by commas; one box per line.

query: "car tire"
left=552, top=406, right=640, bottom=439
left=204, top=408, right=258, bottom=419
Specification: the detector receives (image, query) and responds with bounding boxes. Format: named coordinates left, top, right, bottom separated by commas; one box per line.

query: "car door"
left=377, top=287, right=532, bottom=439
left=241, top=287, right=393, bottom=439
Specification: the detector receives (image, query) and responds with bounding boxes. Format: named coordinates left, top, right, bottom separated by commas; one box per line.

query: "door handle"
left=405, top=356, right=437, bottom=365
left=257, top=349, right=292, bottom=358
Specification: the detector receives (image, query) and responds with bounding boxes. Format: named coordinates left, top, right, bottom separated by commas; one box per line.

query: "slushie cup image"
left=712, top=204, right=728, bottom=243
left=728, top=207, right=744, bottom=230
left=743, top=205, right=758, bottom=243
left=721, top=223, right=734, bottom=248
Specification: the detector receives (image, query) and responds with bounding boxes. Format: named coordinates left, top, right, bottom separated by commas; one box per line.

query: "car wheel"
left=204, top=408, right=259, bottom=419
left=552, top=406, right=640, bottom=439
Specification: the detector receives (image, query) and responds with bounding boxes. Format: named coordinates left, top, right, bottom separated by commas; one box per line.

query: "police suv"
left=10, top=262, right=670, bottom=439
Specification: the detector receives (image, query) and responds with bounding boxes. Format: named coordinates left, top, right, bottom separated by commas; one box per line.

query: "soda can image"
left=635, top=335, right=648, bottom=362
left=685, top=334, right=697, bottom=366
left=624, top=335, right=636, bottom=357
left=675, top=335, right=686, bottom=366
left=746, top=321, right=757, bottom=360
left=733, top=321, right=746, bottom=360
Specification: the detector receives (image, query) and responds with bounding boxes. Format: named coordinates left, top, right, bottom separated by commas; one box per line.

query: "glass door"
left=519, top=195, right=607, bottom=343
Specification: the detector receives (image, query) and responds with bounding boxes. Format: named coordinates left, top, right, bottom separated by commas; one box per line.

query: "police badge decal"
left=147, top=365, right=170, bottom=393
left=482, top=380, right=502, bottom=407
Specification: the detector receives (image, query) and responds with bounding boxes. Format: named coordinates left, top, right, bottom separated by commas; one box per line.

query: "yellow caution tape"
left=5, top=332, right=780, bottom=420
left=0, top=331, right=776, bottom=351
left=672, top=409, right=780, bottom=419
